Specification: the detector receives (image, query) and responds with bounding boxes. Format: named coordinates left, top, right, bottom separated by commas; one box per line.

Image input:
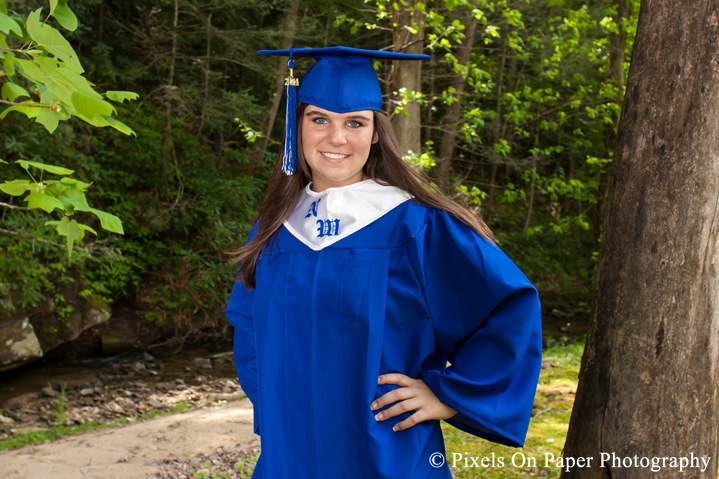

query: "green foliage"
left=0, top=0, right=640, bottom=330
left=0, top=2, right=137, bottom=135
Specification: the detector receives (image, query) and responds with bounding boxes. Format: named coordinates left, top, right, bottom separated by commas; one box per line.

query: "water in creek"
left=0, top=341, right=236, bottom=410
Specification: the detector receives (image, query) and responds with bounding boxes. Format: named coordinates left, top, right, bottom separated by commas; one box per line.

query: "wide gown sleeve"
left=225, top=223, right=261, bottom=435
left=412, top=209, right=542, bottom=448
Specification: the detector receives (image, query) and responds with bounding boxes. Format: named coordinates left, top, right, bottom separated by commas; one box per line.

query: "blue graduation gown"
left=226, top=198, right=542, bottom=479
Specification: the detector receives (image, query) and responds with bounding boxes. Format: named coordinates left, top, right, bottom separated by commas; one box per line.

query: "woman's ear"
left=372, top=132, right=379, bottom=144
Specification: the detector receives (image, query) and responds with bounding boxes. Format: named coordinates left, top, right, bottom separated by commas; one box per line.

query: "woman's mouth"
left=321, top=152, right=350, bottom=160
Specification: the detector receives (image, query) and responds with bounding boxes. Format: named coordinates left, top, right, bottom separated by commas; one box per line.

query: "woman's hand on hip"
left=371, top=373, right=457, bottom=432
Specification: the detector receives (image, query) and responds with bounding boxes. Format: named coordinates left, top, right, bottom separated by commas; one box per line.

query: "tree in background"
left=561, top=0, right=719, bottom=476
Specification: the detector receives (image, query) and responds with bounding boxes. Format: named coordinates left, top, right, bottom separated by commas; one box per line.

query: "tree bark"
left=162, top=0, right=179, bottom=161
left=195, top=12, right=212, bottom=147
left=437, top=15, right=476, bottom=190
left=391, top=0, right=425, bottom=158
left=248, top=0, right=300, bottom=172
left=561, top=1, right=719, bottom=478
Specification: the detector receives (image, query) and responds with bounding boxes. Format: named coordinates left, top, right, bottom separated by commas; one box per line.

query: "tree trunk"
left=248, top=0, right=300, bottom=172
left=484, top=37, right=510, bottom=220
left=561, top=1, right=719, bottom=478
left=593, top=0, right=629, bottom=241
left=161, top=0, right=179, bottom=179
left=437, top=15, right=476, bottom=190
left=195, top=12, right=212, bottom=147
left=391, top=0, right=425, bottom=158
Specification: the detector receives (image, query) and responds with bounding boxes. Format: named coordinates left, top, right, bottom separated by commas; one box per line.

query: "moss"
left=442, top=339, right=583, bottom=478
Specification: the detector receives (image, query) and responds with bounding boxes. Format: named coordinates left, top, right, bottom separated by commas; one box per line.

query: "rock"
left=225, top=380, right=238, bottom=388
left=133, top=362, right=146, bottom=371
left=148, top=399, right=163, bottom=408
left=94, top=387, right=104, bottom=395
left=0, top=318, right=44, bottom=373
left=80, top=388, right=95, bottom=397
left=143, top=352, right=155, bottom=362
left=106, top=401, right=125, bottom=414
left=41, top=386, right=57, bottom=398
left=0, top=415, right=15, bottom=425
left=195, top=358, right=212, bottom=369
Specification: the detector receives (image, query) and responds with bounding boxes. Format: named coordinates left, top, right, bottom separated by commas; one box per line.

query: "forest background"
left=0, top=0, right=639, bottom=351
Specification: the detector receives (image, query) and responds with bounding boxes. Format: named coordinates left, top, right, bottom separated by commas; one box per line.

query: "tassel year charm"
left=282, top=57, right=299, bottom=175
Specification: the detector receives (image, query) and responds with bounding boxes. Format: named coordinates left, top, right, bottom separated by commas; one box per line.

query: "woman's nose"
left=327, top=125, right=347, bottom=146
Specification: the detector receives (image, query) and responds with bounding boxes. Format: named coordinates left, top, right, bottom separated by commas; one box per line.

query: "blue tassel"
left=283, top=57, right=299, bottom=175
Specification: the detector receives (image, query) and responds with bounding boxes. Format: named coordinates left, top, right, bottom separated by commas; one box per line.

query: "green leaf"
left=49, top=216, right=82, bottom=256
left=98, top=115, right=136, bottom=136
left=0, top=158, right=7, bottom=164
left=77, top=223, right=97, bottom=235
left=0, top=179, right=32, bottom=196
left=17, top=160, right=74, bottom=175
left=61, top=187, right=91, bottom=211
left=71, top=91, right=115, bottom=119
left=0, top=102, right=43, bottom=119
left=106, top=91, right=139, bottom=103
left=1, top=82, right=30, bottom=102
left=0, top=11, right=21, bottom=36
left=60, top=177, right=92, bottom=191
left=3, top=50, right=15, bottom=76
left=20, top=57, right=74, bottom=104
left=24, top=192, right=65, bottom=212
left=35, top=107, right=61, bottom=133
left=89, top=208, right=124, bottom=234
left=0, top=0, right=6, bottom=15
left=26, top=9, right=83, bottom=73
left=49, top=0, right=78, bottom=32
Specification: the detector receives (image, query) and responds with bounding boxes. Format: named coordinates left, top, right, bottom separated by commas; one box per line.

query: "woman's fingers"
left=378, top=373, right=414, bottom=387
left=371, top=382, right=415, bottom=411
left=392, top=408, right=430, bottom=432
left=374, top=398, right=422, bottom=423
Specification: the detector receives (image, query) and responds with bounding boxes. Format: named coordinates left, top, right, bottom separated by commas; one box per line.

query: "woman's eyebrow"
left=305, top=110, right=370, bottom=122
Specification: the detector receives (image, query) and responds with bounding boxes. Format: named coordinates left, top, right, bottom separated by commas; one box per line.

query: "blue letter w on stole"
left=305, top=199, right=321, bottom=218
left=316, top=219, right=340, bottom=237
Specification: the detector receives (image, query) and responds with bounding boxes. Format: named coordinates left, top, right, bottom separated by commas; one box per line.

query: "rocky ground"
left=0, top=351, right=244, bottom=440
left=0, top=348, right=262, bottom=478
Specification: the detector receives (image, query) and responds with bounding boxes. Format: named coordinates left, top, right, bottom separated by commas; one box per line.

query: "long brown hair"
left=230, top=102, right=494, bottom=289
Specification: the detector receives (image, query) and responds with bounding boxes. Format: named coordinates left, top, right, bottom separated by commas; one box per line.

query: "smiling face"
left=301, top=105, right=378, bottom=192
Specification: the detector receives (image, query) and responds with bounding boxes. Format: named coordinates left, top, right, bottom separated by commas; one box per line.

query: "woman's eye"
left=347, top=120, right=362, bottom=128
left=313, top=117, right=328, bottom=124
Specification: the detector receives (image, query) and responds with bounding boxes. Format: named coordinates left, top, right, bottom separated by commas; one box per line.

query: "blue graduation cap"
left=257, top=46, right=430, bottom=175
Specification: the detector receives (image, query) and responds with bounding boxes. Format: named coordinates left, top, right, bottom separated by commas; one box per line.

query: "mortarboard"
left=257, top=47, right=431, bottom=175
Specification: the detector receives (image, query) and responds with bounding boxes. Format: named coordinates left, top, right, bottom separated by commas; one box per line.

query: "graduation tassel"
left=283, top=56, right=299, bottom=175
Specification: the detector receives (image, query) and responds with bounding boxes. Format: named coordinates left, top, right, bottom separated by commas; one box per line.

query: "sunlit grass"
left=443, top=339, right=583, bottom=478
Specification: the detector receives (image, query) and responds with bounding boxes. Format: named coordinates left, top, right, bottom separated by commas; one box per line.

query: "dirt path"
left=0, top=398, right=259, bottom=479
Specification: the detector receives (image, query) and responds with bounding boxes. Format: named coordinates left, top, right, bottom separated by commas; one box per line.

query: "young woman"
left=226, top=47, right=542, bottom=479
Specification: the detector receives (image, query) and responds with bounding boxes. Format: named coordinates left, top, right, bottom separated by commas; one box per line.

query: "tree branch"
left=0, top=202, right=29, bottom=211
left=0, top=46, right=25, bottom=53
left=0, top=99, right=54, bottom=108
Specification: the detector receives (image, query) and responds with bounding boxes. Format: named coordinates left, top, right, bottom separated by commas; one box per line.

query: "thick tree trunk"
left=391, top=0, right=425, bottom=158
left=248, top=0, right=300, bottom=172
left=437, top=15, right=476, bottom=190
left=561, top=1, right=719, bottom=478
